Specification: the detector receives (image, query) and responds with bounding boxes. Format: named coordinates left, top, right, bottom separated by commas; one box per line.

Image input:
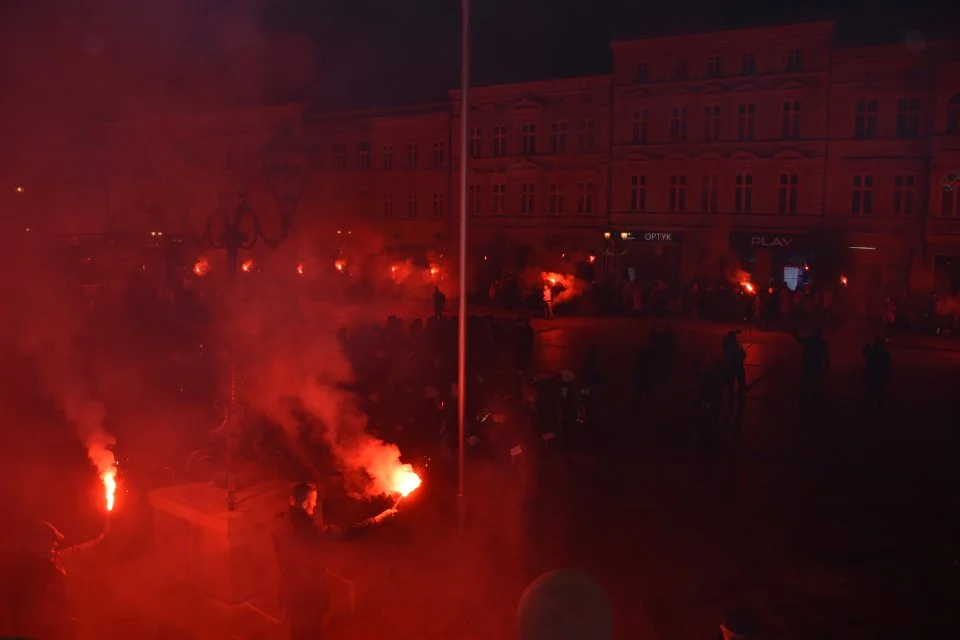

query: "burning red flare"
left=429, top=266, right=439, bottom=277
left=840, top=275, right=849, bottom=286
left=241, top=260, right=255, bottom=273
left=193, top=257, right=210, bottom=277
left=296, top=263, right=305, bottom=275
left=587, top=255, right=597, bottom=264
left=542, top=271, right=573, bottom=288
left=334, top=259, right=346, bottom=272
left=101, top=468, right=117, bottom=512
left=392, top=468, right=422, bottom=497
left=741, top=281, right=755, bottom=294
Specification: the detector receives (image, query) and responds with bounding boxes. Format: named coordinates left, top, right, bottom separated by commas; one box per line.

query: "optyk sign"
left=644, top=232, right=673, bottom=242
left=623, top=231, right=682, bottom=243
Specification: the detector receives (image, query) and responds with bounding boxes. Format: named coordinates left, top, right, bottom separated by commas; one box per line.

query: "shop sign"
left=624, top=231, right=682, bottom=243
left=731, top=232, right=806, bottom=251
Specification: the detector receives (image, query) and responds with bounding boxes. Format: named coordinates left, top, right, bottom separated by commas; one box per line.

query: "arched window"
left=943, top=173, right=960, bottom=217
left=948, top=94, right=960, bottom=135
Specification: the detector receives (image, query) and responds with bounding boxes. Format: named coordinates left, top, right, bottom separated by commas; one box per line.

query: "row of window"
left=628, top=97, right=925, bottom=144
left=466, top=121, right=597, bottom=157
left=327, top=95, right=943, bottom=170
left=380, top=183, right=599, bottom=217
left=382, top=192, right=447, bottom=219
left=375, top=174, right=960, bottom=219
left=632, top=49, right=804, bottom=84
left=625, top=173, right=918, bottom=215
left=332, top=142, right=446, bottom=170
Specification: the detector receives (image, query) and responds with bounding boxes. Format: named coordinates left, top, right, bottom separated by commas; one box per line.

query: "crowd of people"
left=332, top=309, right=610, bottom=463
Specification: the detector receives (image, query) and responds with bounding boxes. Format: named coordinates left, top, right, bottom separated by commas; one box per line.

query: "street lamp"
left=200, top=121, right=309, bottom=279
left=196, top=120, right=310, bottom=510
left=946, top=172, right=960, bottom=191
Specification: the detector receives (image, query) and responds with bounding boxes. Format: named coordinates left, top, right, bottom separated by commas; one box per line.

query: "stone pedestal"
left=148, top=481, right=290, bottom=619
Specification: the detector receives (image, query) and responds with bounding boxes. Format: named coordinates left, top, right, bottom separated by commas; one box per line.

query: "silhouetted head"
left=517, top=570, right=612, bottom=640
left=20, top=520, right=64, bottom=563
left=290, top=482, right=318, bottom=516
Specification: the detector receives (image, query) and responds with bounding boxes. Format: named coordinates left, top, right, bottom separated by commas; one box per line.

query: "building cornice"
left=611, top=21, right=836, bottom=53
left=448, top=75, right=611, bottom=101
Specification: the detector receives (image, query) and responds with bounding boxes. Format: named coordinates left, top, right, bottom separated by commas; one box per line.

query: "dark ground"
left=6, top=315, right=960, bottom=638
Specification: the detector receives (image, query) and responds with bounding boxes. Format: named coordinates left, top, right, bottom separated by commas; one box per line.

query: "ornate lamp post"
left=600, top=231, right=630, bottom=276
left=197, top=120, right=310, bottom=510
left=946, top=172, right=960, bottom=192
left=200, top=121, right=309, bottom=278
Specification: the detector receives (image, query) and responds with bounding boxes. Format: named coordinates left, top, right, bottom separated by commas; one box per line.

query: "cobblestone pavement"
left=59, top=316, right=960, bottom=638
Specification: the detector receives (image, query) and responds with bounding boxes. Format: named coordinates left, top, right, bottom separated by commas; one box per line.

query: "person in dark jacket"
left=794, top=327, right=830, bottom=407
left=432, top=286, right=446, bottom=317
left=2, top=520, right=82, bottom=639
left=862, top=337, right=892, bottom=414
left=273, top=482, right=396, bottom=640
left=721, top=330, right=747, bottom=404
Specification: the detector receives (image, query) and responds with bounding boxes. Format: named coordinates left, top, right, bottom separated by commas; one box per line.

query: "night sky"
left=0, top=0, right=954, bottom=126
left=275, top=0, right=953, bottom=108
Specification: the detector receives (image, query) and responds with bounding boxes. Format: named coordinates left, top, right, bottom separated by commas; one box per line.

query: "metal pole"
left=457, top=0, right=470, bottom=534
left=226, top=242, right=238, bottom=511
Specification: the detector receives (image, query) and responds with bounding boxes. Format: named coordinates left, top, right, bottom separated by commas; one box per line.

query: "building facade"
left=610, top=21, right=834, bottom=287
left=304, top=104, right=451, bottom=247
left=87, top=20, right=960, bottom=295
left=449, top=75, right=611, bottom=277
left=105, top=103, right=303, bottom=237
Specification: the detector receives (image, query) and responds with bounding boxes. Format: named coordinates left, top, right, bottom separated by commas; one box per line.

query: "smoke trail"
left=234, top=260, right=419, bottom=498
left=11, top=251, right=120, bottom=493
left=540, top=271, right=588, bottom=305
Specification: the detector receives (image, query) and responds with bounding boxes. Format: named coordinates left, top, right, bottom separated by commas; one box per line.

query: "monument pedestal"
left=148, top=481, right=289, bottom=620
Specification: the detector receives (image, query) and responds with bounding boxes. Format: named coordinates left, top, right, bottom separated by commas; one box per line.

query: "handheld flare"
left=101, top=467, right=117, bottom=512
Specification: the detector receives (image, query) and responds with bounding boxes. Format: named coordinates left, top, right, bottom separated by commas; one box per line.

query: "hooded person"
left=2, top=520, right=77, bottom=639
left=273, top=481, right=396, bottom=640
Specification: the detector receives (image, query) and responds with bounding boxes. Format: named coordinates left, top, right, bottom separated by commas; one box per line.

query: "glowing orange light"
left=101, top=468, right=117, bottom=512
left=741, top=282, right=755, bottom=294
left=193, top=258, right=210, bottom=276
left=543, top=271, right=571, bottom=288
left=429, top=266, right=439, bottom=277
left=390, top=264, right=398, bottom=273
left=241, top=260, right=254, bottom=273
left=840, top=275, right=848, bottom=286
left=15, top=185, right=24, bottom=194
left=391, top=468, right=422, bottom=497
left=803, top=264, right=810, bottom=271
left=768, top=287, right=774, bottom=294
left=587, top=255, right=597, bottom=264
left=296, top=263, right=305, bottom=275
left=334, top=259, right=346, bottom=272
left=483, top=255, right=488, bottom=261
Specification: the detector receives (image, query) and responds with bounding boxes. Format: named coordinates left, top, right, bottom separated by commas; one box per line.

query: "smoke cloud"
left=0, top=0, right=317, bottom=235
left=540, top=271, right=589, bottom=306
left=230, top=239, right=421, bottom=498
left=3, top=239, right=119, bottom=506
